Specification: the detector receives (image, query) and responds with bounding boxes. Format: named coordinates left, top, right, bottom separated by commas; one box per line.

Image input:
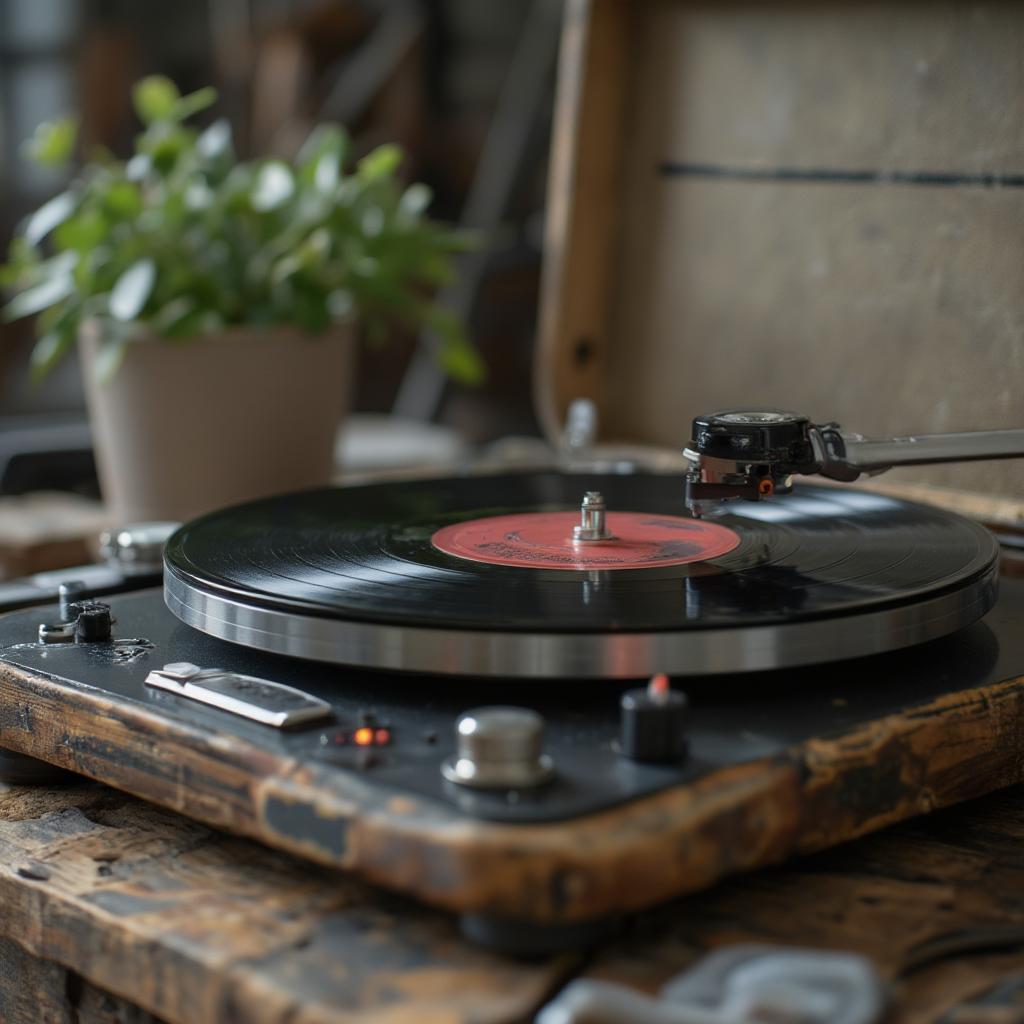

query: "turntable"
left=1, top=410, right=1023, bottom=952
left=5, top=0, right=1024, bottom=954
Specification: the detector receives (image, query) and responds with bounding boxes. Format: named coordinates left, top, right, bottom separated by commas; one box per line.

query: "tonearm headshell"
left=683, top=410, right=1024, bottom=515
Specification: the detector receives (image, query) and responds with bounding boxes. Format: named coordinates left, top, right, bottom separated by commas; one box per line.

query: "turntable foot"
left=0, top=749, right=76, bottom=786
left=458, top=913, right=621, bottom=956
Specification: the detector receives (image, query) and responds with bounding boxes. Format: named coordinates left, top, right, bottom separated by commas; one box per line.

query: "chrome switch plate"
left=145, top=662, right=332, bottom=728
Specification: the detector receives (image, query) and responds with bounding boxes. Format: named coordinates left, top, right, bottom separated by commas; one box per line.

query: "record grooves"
left=163, top=473, right=999, bottom=678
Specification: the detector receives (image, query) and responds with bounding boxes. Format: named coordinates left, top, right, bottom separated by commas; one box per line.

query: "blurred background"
left=4, top=0, right=1021, bottom=584
left=0, top=0, right=561, bottom=519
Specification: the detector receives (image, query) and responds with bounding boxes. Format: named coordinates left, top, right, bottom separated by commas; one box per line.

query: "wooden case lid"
left=537, top=0, right=1024, bottom=499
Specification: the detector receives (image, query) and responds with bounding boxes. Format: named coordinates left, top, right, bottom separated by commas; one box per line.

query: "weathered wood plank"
left=578, top=787, right=1024, bottom=1022
left=0, top=932, right=162, bottom=1024
left=3, top=652, right=1024, bottom=925
left=0, top=782, right=569, bottom=1024
left=535, top=0, right=634, bottom=438
left=7, top=782, right=1024, bottom=1022
left=0, top=933, right=78, bottom=1024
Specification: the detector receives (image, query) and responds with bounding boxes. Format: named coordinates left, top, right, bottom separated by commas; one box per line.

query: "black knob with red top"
left=619, top=674, right=689, bottom=763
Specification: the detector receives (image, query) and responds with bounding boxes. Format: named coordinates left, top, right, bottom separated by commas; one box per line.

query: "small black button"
left=619, top=675, right=688, bottom=763
left=75, top=604, right=112, bottom=643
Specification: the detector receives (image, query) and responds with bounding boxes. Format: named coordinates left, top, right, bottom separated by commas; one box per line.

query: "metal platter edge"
left=163, top=560, right=1001, bottom=680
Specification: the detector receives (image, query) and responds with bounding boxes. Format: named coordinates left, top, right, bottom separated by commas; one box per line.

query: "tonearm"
left=683, top=410, right=1024, bottom=516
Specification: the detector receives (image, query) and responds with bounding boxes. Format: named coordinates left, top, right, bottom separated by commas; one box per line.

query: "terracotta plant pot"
left=79, top=324, right=354, bottom=524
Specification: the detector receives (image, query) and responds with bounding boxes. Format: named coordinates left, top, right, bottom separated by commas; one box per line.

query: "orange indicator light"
left=353, top=726, right=375, bottom=746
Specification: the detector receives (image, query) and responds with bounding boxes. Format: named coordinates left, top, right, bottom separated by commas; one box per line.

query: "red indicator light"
left=648, top=673, right=670, bottom=696
left=374, top=728, right=391, bottom=746
left=354, top=727, right=374, bottom=746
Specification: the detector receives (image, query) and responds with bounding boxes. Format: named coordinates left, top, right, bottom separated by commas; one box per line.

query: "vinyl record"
left=163, top=472, right=999, bottom=678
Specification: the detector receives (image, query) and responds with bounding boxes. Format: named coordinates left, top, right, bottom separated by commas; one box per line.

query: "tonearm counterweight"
left=684, top=410, right=1024, bottom=515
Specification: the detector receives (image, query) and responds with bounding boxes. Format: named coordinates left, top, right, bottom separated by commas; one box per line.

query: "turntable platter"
left=163, top=473, right=998, bottom=678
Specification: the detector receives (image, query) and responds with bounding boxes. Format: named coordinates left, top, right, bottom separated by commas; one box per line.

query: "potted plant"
left=2, top=76, right=481, bottom=524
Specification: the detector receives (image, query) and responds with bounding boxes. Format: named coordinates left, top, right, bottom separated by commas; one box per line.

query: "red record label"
left=431, top=512, right=740, bottom=571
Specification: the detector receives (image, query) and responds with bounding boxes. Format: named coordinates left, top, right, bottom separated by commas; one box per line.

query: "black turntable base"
left=0, top=474, right=1022, bottom=951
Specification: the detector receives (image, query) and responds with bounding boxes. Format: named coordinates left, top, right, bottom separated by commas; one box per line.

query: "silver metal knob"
left=442, top=706, right=554, bottom=789
left=572, top=491, right=614, bottom=542
left=58, top=580, right=87, bottom=620
left=98, top=521, right=180, bottom=576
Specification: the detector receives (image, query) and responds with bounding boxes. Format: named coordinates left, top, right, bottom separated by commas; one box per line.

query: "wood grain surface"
left=4, top=779, right=1024, bottom=1023
left=581, top=787, right=1024, bottom=1023
left=535, top=0, right=631, bottom=442
left=0, top=783, right=569, bottom=1024
left=0, top=932, right=161, bottom=1024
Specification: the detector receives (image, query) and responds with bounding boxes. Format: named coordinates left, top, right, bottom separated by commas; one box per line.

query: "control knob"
left=619, top=674, right=689, bottom=763
left=442, top=706, right=554, bottom=789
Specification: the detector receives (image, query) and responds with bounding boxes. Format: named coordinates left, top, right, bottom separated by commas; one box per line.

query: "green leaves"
left=103, top=181, right=142, bottom=219
left=439, top=337, right=486, bottom=385
left=133, top=76, right=180, bottom=122
left=22, top=116, right=78, bottom=167
left=29, top=311, right=78, bottom=381
left=420, top=306, right=485, bottom=385
left=54, top=209, right=107, bottom=252
left=357, top=144, right=402, bottom=182
left=109, top=259, right=156, bottom=321
left=3, top=272, right=75, bottom=321
left=399, top=183, right=432, bottom=219
left=132, top=76, right=217, bottom=126
left=197, top=119, right=232, bottom=161
left=23, top=192, right=78, bottom=246
left=297, top=124, right=348, bottom=193
left=2, top=76, right=481, bottom=385
left=174, top=87, right=218, bottom=122
left=251, top=162, right=295, bottom=211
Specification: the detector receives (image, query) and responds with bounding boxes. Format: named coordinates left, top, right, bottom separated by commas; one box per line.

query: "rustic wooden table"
left=2, top=779, right=1024, bottom=1023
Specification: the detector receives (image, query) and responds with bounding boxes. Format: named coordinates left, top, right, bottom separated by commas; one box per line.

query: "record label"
left=431, top=511, right=740, bottom=570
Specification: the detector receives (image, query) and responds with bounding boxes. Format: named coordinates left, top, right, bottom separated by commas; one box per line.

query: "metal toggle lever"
left=145, top=662, right=332, bottom=728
